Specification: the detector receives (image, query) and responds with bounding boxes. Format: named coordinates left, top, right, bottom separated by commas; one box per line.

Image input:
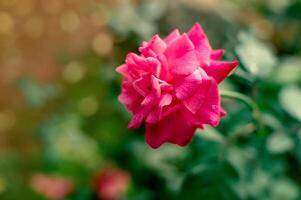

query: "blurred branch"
left=220, top=90, right=263, bottom=133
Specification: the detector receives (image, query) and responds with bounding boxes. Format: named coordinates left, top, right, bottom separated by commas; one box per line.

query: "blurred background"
left=0, top=0, right=301, bottom=199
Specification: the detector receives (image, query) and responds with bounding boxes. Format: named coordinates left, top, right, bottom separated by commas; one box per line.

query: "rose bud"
left=30, top=174, right=74, bottom=199
left=95, top=168, right=130, bottom=200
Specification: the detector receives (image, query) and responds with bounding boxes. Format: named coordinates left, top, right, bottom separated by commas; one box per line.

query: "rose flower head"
left=95, top=168, right=130, bottom=200
left=30, top=174, right=74, bottom=199
left=117, top=23, right=239, bottom=148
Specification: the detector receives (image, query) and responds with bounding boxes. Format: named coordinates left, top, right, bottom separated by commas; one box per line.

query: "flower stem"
left=220, top=90, right=262, bottom=131
left=220, top=91, right=258, bottom=111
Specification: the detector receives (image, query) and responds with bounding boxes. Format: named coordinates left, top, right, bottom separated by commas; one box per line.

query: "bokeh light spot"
left=60, top=11, right=80, bottom=33
left=0, top=12, right=14, bottom=34
left=0, top=110, right=16, bottom=132
left=63, top=61, right=86, bottom=83
left=78, top=96, right=99, bottom=116
left=0, top=177, right=7, bottom=194
left=92, top=32, right=113, bottom=56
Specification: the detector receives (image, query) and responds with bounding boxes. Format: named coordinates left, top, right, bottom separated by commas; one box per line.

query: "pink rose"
left=30, top=174, right=74, bottom=199
left=95, top=168, right=130, bottom=200
left=117, top=23, right=239, bottom=148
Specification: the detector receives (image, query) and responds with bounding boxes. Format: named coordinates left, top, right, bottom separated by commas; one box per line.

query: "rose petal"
left=145, top=112, right=196, bottom=148
left=159, top=93, right=172, bottom=107
left=203, top=60, right=239, bottom=83
left=164, top=29, right=181, bottom=45
left=132, top=74, right=151, bottom=97
left=164, top=33, right=195, bottom=60
left=169, top=51, right=199, bottom=75
left=220, top=107, right=227, bottom=117
left=175, top=69, right=203, bottom=100
left=157, top=54, right=171, bottom=80
left=128, top=105, right=152, bottom=128
left=125, top=53, right=162, bottom=77
left=188, top=23, right=211, bottom=50
left=116, top=64, right=129, bottom=78
left=183, top=75, right=215, bottom=114
left=168, top=125, right=196, bottom=146
left=210, top=49, right=225, bottom=60
left=188, top=23, right=211, bottom=65
left=139, top=35, right=167, bottom=57
left=145, top=117, right=174, bottom=148
left=118, top=81, right=142, bottom=113
left=164, top=34, right=199, bottom=75
left=145, top=93, right=172, bottom=123
left=184, top=78, right=221, bottom=127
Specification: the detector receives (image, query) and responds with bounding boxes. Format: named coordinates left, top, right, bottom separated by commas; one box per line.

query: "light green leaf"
left=196, top=126, right=225, bottom=143
left=18, top=77, right=58, bottom=108
left=236, top=31, right=277, bottom=78
left=179, top=160, right=240, bottom=200
left=271, top=178, right=299, bottom=200
left=274, top=57, right=301, bottom=83
left=267, top=132, right=294, bottom=154
left=110, top=1, right=156, bottom=39
left=246, top=168, right=271, bottom=196
left=279, top=85, right=301, bottom=121
left=131, top=141, right=187, bottom=191
left=42, top=115, right=101, bottom=169
left=139, top=0, right=166, bottom=21
left=267, top=0, right=294, bottom=13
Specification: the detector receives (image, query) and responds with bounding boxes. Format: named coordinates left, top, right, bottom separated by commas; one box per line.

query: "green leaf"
left=267, top=132, right=294, bottom=154
left=110, top=2, right=156, bottom=39
left=279, top=85, right=301, bottom=121
left=245, top=168, right=271, bottom=198
left=179, top=160, right=240, bottom=200
left=273, top=57, right=301, bottom=83
left=227, top=146, right=257, bottom=177
left=139, top=1, right=166, bottom=21
left=236, top=31, right=277, bottom=78
left=270, top=178, right=299, bottom=200
left=18, top=77, right=58, bottom=108
left=40, top=115, right=102, bottom=169
left=130, top=141, right=187, bottom=191
left=196, top=127, right=225, bottom=143
left=267, top=0, right=294, bottom=13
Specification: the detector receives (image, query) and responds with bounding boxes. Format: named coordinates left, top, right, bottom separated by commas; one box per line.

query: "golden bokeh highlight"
left=60, top=11, right=81, bottom=33
left=92, top=32, right=113, bottom=56
left=78, top=96, right=99, bottom=116
left=0, top=12, right=14, bottom=34
left=0, top=0, right=115, bottom=121
left=0, top=177, right=7, bottom=194
left=63, top=61, right=86, bottom=83
left=0, top=110, right=16, bottom=132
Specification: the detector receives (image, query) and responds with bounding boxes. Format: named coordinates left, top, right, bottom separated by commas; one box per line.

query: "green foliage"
left=40, top=115, right=102, bottom=170
left=18, top=77, right=58, bottom=108
left=280, top=85, right=301, bottom=121
left=180, top=160, right=239, bottom=200
left=236, top=31, right=277, bottom=78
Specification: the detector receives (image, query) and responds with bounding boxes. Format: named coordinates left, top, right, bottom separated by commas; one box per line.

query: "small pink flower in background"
left=117, top=23, right=239, bottom=148
left=95, top=168, right=130, bottom=200
left=30, top=174, right=74, bottom=199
